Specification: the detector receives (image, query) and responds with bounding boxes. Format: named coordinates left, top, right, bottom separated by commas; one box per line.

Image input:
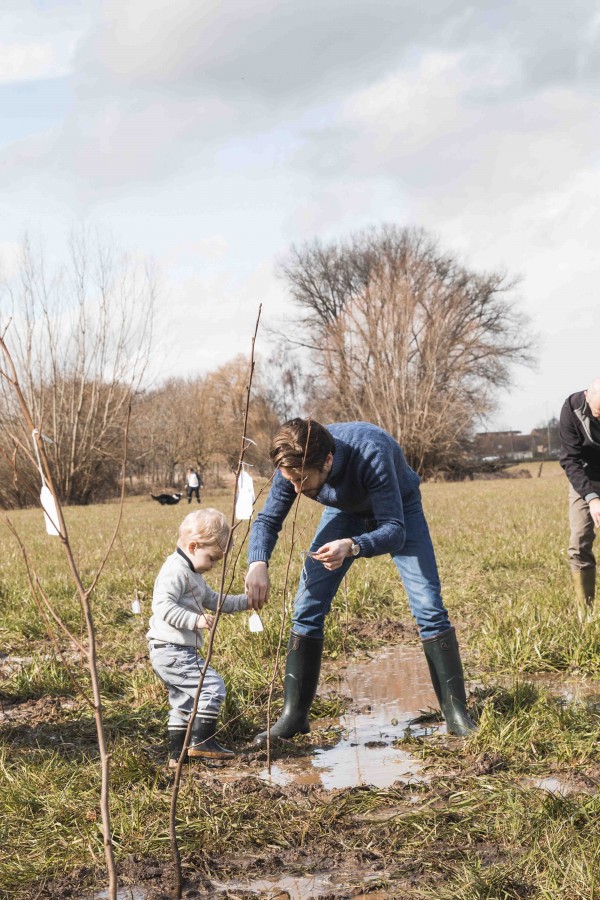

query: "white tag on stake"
left=32, top=429, right=61, bottom=537
left=40, top=484, right=61, bottom=537
left=248, top=612, right=263, bottom=633
left=235, top=469, right=255, bottom=520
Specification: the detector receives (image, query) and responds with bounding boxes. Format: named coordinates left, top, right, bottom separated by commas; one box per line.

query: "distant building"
left=473, top=431, right=532, bottom=461
left=474, top=425, right=560, bottom=461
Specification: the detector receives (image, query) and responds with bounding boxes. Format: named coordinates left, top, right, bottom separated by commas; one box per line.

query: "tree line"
left=0, top=225, right=533, bottom=507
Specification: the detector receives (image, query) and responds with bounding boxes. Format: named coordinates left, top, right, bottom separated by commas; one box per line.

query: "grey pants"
left=149, top=642, right=226, bottom=728
left=568, top=480, right=600, bottom=570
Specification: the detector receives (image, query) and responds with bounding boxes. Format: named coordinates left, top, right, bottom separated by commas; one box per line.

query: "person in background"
left=186, top=467, right=203, bottom=504
left=245, top=417, right=477, bottom=746
left=559, top=378, right=600, bottom=612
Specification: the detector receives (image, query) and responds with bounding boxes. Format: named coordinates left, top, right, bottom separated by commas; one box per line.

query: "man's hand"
left=311, top=539, right=353, bottom=571
left=245, top=561, right=269, bottom=609
left=589, top=497, right=600, bottom=528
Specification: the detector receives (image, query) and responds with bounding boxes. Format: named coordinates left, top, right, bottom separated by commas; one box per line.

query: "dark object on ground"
left=150, top=492, right=182, bottom=505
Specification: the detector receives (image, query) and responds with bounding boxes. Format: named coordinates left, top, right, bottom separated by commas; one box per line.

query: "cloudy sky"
left=1, top=0, right=599, bottom=432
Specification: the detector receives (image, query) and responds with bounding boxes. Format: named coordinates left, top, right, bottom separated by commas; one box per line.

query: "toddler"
left=147, top=508, right=250, bottom=766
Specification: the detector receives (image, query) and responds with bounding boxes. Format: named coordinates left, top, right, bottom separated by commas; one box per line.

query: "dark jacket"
left=248, top=421, right=421, bottom=563
left=559, top=390, right=600, bottom=499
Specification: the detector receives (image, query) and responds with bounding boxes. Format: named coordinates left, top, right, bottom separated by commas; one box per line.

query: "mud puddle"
left=530, top=675, right=600, bottom=704
left=84, top=874, right=390, bottom=899
left=258, top=644, right=441, bottom=790
left=493, top=671, right=600, bottom=704
left=521, top=774, right=598, bottom=796
left=81, top=889, right=146, bottom=899
left=213, top=872, right=389, bottom=898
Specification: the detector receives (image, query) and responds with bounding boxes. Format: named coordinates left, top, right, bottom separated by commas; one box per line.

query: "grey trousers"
left=149, top=642, right=226, bottom=728
left=568, top=480, right=600, bottom=570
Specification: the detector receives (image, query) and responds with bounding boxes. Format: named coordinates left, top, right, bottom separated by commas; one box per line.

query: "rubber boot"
left=253, top=631, right=324, bottom=746
left=422, top=627, right=477, bottom=736
left=572, top=568, right=595, bottom=614
left=168, top=727, right=188, bottom=770
left=187, top=717, right=235, bottom=760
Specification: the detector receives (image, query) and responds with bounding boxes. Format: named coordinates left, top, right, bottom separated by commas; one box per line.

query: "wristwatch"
left=348, top=540, right=360, bottom=557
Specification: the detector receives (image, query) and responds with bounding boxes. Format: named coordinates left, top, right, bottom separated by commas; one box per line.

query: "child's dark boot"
left=168, top=727, right=188, bottom=770
left=188, top=716, right=235, bottom=760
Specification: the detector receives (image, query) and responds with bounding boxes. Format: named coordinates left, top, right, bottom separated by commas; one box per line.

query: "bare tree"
left=0, top=331, right=126, bottom=899
left=277, top=225, right=535, bottom=473
left=0, top=228, right=156, bottom=505
left=129, top=377, right=214, bottom=488
left=126, top=358, right=281, bottom=492
left=261, top=346, right=305, bottom=422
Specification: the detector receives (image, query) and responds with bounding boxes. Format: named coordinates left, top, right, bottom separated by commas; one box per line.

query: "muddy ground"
left=2, top=619, right=599, bottom=900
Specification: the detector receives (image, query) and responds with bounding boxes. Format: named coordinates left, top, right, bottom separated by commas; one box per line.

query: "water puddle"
left=529, top=776, right=572, bottom=795
left=83, top=876, right=390, bottom=900
left=81, top=889, right=147, bottom=899
left=521, top=775, right=597, bottom=797
left=532, top=676, right=600, bottom=705
left=258, top=644, right=441, bottom=790
left=213, top=872, right=389, bottom=899
left=494, top=671, right=600, bottom=704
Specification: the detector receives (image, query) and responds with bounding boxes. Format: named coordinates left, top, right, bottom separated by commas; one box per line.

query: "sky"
left=1, top=0, right=599, bottom=434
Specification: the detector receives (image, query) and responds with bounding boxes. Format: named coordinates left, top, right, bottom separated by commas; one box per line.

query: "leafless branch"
left=169, top=305, right=262, bottom=899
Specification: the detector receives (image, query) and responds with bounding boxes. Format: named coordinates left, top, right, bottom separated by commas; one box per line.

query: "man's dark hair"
left=270, top=418, right=335, bottom=470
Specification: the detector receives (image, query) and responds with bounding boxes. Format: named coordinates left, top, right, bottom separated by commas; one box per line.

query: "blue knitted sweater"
left=248, top=421, right=421, bottom=562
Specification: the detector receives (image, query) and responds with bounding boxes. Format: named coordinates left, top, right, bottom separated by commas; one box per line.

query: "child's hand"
left=198, top=613, right=215, bottom=630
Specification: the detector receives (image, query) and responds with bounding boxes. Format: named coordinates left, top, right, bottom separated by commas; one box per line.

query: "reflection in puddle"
left=531, top=776, right=571, bottom=795
left=523, top=775, right=596, bottom=796
left=496, top=672, right=600, bottom=704
left=260, top=644, right=441, bottom=790
left=215, top=873, right=389, bottom=899
left=84, top=877, right=389, bottom=900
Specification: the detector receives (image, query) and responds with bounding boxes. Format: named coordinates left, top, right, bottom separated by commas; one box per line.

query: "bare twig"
left=3, top=516, right=93, bottom=705
left=169, top=305, right=262, bottom=899
left=86, top=404, right=132, bottom=597
left=0, top=331, right=132, bottom=900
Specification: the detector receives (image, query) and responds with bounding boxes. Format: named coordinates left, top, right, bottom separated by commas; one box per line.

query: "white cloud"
left=333, top=51, right=599, bottom=199
left=147, top=260, right=280, bottom=386
left=0, top=240, right=22, bottom=279
left=0, top=0, right=599, bottom=434
left=0, top=41, right=70, bottom=84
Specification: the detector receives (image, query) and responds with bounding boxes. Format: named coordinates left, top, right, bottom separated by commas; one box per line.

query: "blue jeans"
left=293, top=491, right=451, bottom=641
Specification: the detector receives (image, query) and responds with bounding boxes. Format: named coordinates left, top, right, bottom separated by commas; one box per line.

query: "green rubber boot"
left=422, top=627, right=477, bottom=736
left=572, top=568, right=595, bottom=614
left=253, top=631, right=324, bottom=746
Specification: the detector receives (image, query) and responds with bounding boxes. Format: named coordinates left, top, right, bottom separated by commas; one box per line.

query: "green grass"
left=1, top=468, right=599, bottom=898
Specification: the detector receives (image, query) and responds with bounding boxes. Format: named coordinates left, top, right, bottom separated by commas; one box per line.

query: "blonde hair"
left=177, top=508, right=230, bottom=552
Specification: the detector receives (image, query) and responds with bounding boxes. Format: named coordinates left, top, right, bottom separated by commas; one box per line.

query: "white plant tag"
left=131, top=598, right=141, bottom=614
left=235, top=469, right=255, bottom=520
left=40, top=485, right=60, bottom=536
left=248, top=612, right=263, bottom=633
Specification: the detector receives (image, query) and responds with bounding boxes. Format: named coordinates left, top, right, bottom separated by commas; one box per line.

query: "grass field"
left=1, top=463, right=599, bottom=898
